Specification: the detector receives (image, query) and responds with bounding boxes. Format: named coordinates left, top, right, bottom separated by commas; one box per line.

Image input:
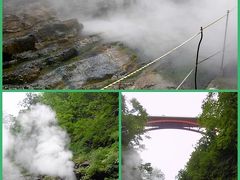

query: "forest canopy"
left=176, top=93, right=237, bottom=180
left=23, top=92, right=119, bottom=180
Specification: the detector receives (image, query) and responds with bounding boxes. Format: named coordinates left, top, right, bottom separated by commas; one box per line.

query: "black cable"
left=194, top=27, right=203, bottom=89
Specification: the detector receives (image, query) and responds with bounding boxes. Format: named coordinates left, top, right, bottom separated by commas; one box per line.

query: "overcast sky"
left=3, top=92, right=28, bottom=116
left=3, top=92, right=41, bottom=116
left=122, top=92, right=208, bottom=180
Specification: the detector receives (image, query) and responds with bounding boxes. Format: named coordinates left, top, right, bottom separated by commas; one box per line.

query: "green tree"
left=140, top=163, right=165, bottom=180
left=20, top=93, right=41, bottom=109
left=39, top=92, right=119, bottom=180
left=177, top=93, right=237, bottom=180
left=122, top=95, right=148, bottom=147
left=122, top=96, right=165, bottom=180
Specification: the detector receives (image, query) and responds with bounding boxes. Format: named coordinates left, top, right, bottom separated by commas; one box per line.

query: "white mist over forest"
left=3, top=104, right=76, bottom=180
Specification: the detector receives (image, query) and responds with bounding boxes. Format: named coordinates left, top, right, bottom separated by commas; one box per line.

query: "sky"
left=122, top=92, right=208, bottom=180
left=3, top=92, right=41, bottom=117
left=3, top=92, right=29, bottom=116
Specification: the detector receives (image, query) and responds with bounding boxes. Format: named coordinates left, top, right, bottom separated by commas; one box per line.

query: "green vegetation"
left=23, top=92, right=118, bottom=180
left=122, top=96, right=165, bottom=180
left=122, top=96, right=148, bottom=147
left=176, top=93, right=237, bottom=180
left=140, top=163, right=165, bottom=180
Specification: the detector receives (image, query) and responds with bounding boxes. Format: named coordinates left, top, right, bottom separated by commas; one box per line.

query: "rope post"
left=194, top=27, right=203, bottom=90
left=118, top=81, right=122, bottom=90
left=221, top=10, right=230, bottom=76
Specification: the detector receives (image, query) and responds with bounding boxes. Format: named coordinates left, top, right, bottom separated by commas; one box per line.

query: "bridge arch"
left=146, top=116, right=205, bottom=134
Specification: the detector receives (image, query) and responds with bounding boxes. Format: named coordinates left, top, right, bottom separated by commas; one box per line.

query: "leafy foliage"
left=19, top=93, right=41, bottom=108
left=140, top=163, right=165, bottom=180
left=39, top=92, right=119, bottom=180
left=122, top=95, right=148, bottom=147
left=177, top=93, right=237, bottom=180
left=122, top=96, right=165, bottom=180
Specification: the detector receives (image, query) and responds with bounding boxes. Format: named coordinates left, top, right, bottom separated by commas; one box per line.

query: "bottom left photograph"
left=3, top=92, right=119, bottom=180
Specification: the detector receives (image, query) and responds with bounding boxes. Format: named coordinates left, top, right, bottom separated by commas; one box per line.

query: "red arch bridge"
left=146, top=116, right=204, bottom=134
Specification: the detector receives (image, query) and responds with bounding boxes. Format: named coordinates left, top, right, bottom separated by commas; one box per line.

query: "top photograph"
left=3, top=0, right=237, bottom=90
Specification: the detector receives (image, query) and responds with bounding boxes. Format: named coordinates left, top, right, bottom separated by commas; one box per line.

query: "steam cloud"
left=7, top=0, right=236, bottom=59
left=45, top=0, right=236, bottom=57
left=46, top=0, right=237, bottom=82
left=4, top=0, right=237, bottom=84
left=122, top=149, right=143, bottom=180
left=123, top=148, right=164, bottom=180
left=3, top=104, right=76, bottom=180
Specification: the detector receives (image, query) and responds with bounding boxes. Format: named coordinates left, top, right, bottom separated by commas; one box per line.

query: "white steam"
left=122, top=149, right=143, bottom=180
left=3, top=126, right=24, bottom=180
left=4, top=0, right=237, bottom=86
left=122, top=148, right=165, bottom=180
left=46, top=0, right=237, bottom=59
left=44, top=0, right=237, bottom=83
left=3, top=104, right=76, bottom=180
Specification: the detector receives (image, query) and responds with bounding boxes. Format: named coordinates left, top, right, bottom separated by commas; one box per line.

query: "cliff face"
left=3, top=1, right=137, bottom=89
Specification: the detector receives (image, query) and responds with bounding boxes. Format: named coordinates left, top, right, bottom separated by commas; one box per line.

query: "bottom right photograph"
left=121, top=92, right=237, bottom=180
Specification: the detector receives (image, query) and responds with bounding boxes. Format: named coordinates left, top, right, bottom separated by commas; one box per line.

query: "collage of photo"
left=2, top=0, right=238, bottom=180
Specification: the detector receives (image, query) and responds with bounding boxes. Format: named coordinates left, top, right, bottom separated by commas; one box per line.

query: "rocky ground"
left=3, top=1, right=138, bottom=90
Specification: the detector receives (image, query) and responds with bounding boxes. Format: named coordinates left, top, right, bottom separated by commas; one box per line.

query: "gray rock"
left=3, top=34, right=37, bottom=60
left=3, top=47, right=79, bottom=84
left=34, top=53, right=121, bottom=89
left=35, top=19, right=83, bottom=42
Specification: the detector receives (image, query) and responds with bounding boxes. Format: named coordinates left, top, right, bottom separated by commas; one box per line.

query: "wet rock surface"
left=132, top=71, right=176, bottom=89
left=3, top=1, right=135, bottom=89
left=34, top=53, right=122, bottom=89
left=207, top=77, right=237, bottom=90
left=3, top=35, right=37, bottom=58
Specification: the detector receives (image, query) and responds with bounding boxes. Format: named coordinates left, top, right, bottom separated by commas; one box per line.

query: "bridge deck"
left=147, top=116, right=199, bottom=128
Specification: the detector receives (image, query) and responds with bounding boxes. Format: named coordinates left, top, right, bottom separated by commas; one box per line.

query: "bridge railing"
left=147, top=117, right=199, bottom=128
left=145, top=116, right=205, bottom=134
